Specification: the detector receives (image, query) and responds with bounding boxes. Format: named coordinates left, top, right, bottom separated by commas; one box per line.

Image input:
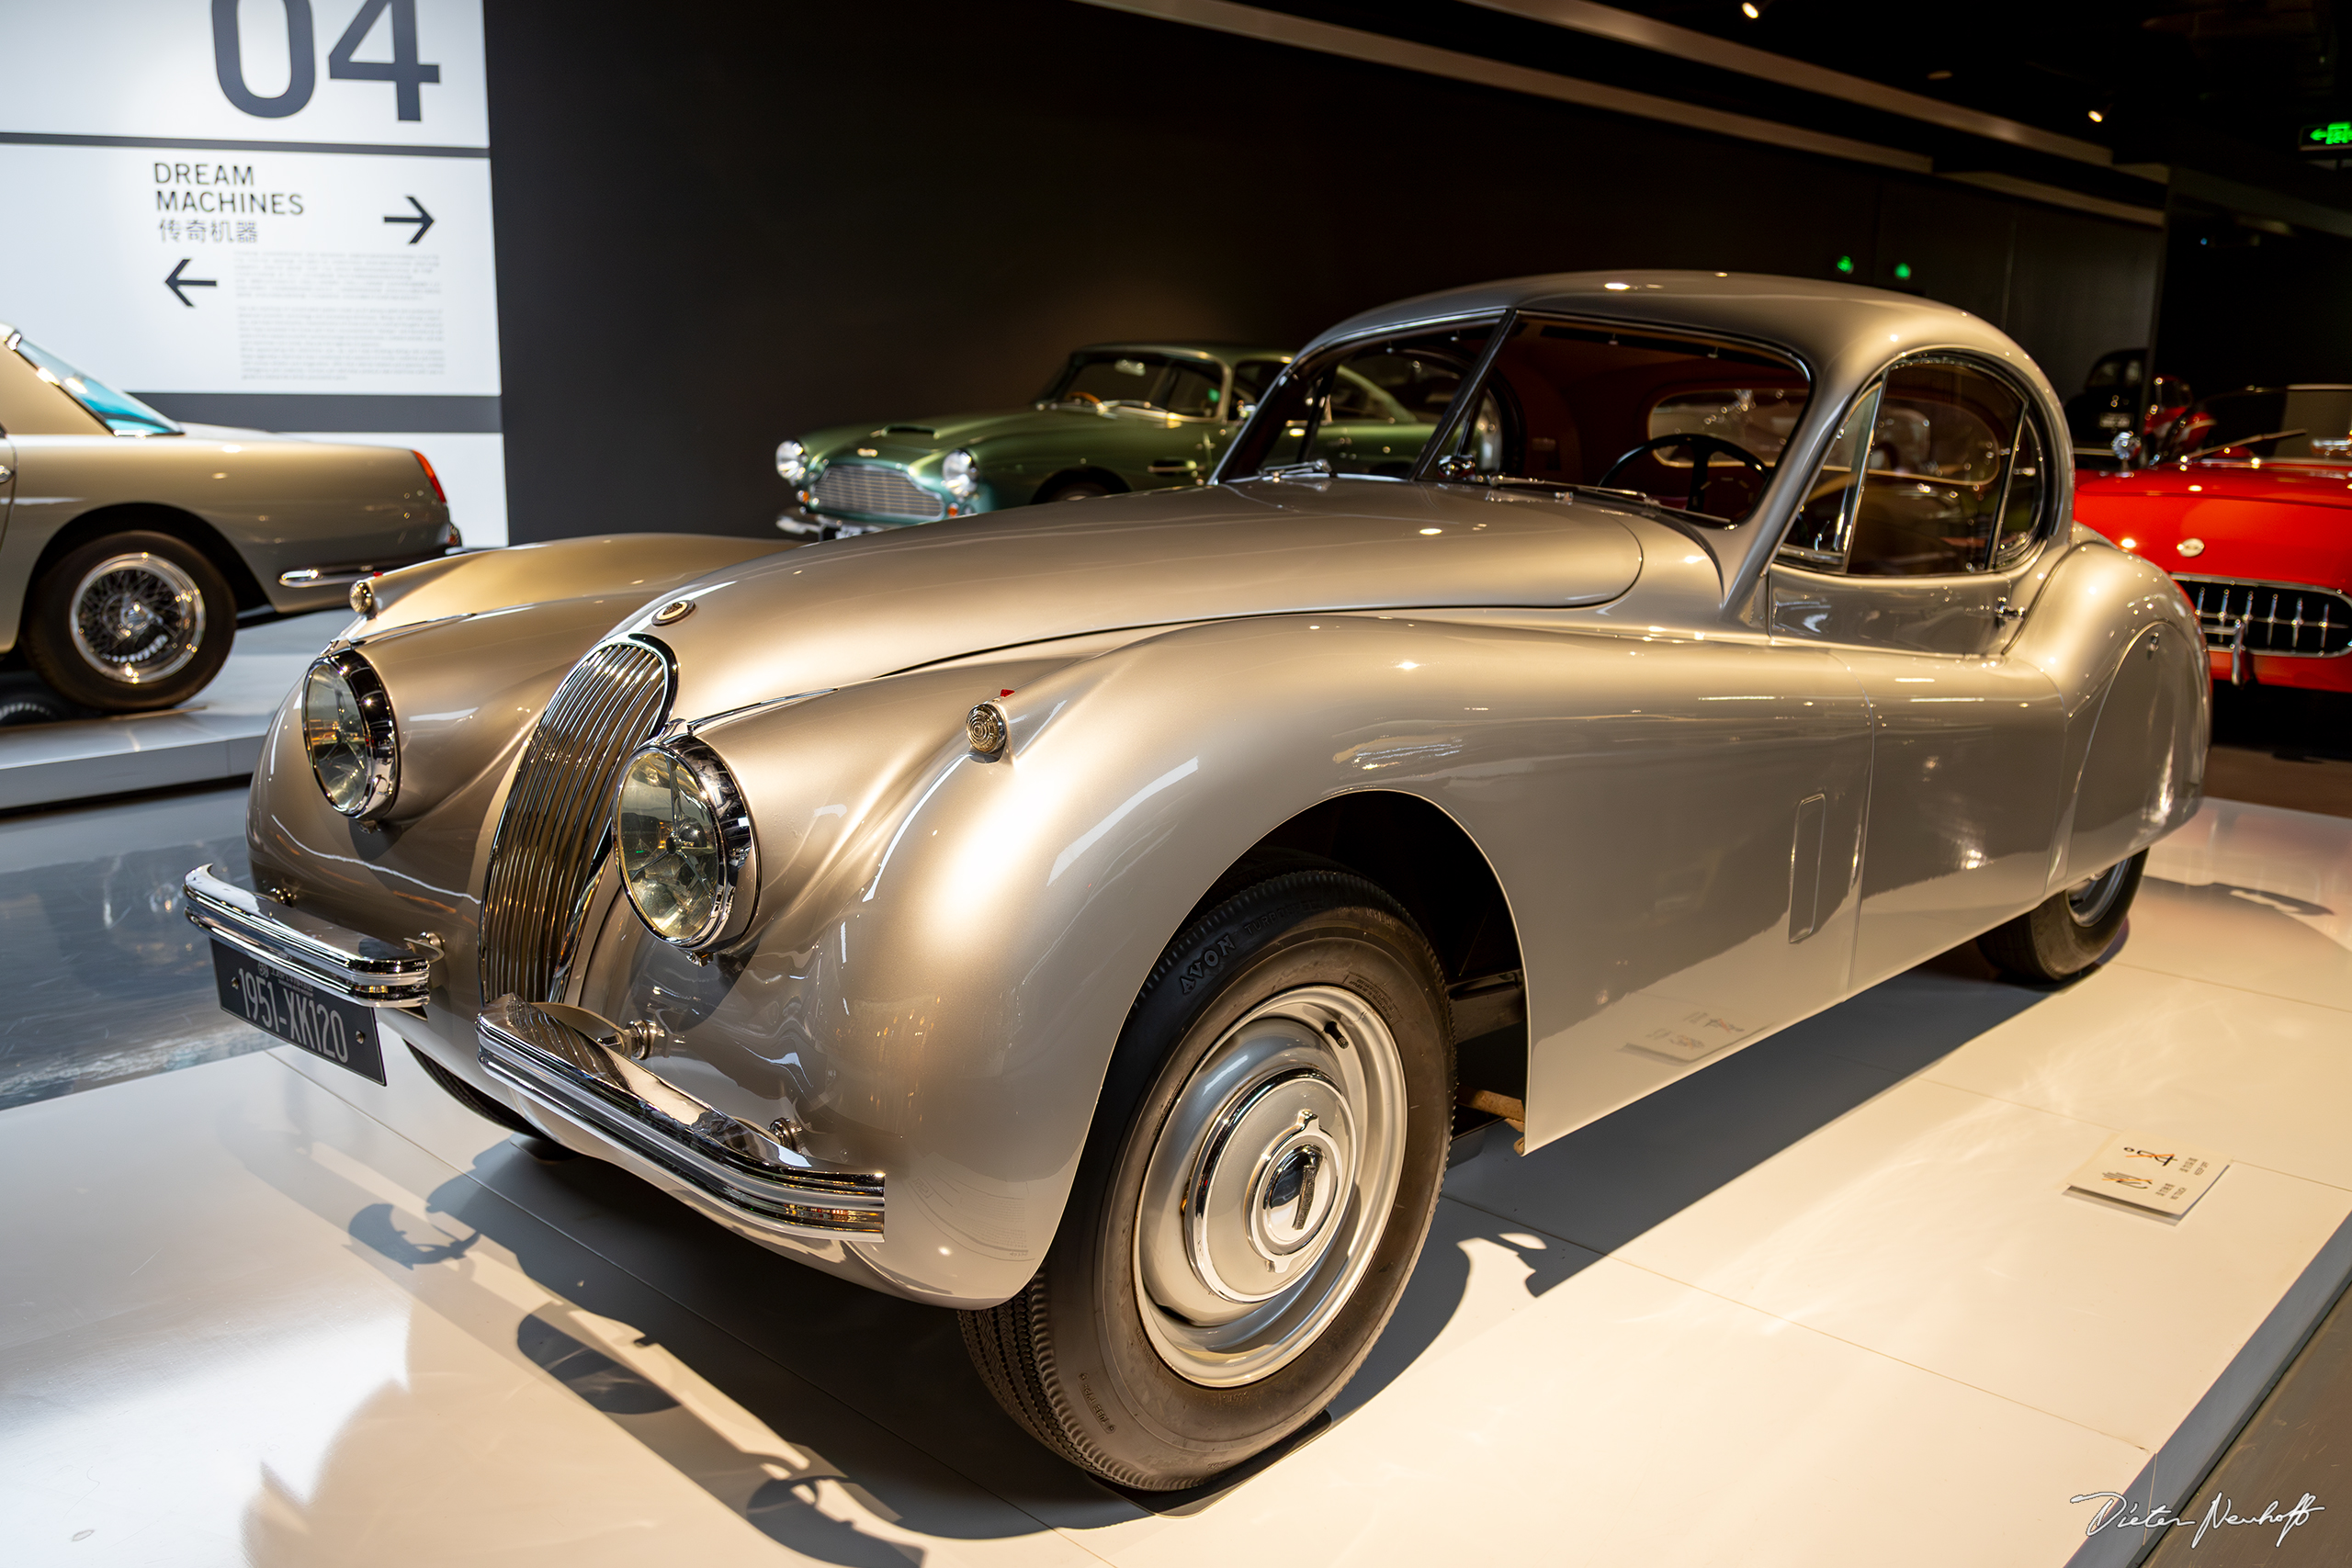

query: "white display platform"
left=0, top=612, right=345, bottom=811
left=4, top=796, right=2350, bottom=1567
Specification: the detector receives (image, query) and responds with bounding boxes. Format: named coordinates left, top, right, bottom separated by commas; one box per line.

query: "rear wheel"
left=1977, top=851, right=2146, bottom=982
left=960, top=871, right=1453, bottom=1490
left=23, top=531, right=233, bottom=711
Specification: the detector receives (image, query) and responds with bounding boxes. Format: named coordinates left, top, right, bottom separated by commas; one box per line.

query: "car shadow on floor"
left=345, top=941, right=2072, bottom=1534
left=1331, top=942, right=2061, bottom=1426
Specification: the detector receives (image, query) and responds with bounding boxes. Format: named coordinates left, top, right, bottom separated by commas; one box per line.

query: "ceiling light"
left=2088, top=109, right=2105, bottom=123
left=1740, top=2, right=1759, bottom=16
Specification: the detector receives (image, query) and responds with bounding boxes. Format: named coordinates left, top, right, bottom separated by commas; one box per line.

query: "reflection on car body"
left=193, top=271, right=2207, bottom=1493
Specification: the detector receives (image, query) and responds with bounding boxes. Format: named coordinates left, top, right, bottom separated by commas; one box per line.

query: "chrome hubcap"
left=1135, top=985, right=1406, bottom=1387
left=69, top=553, right=204, bottom=684
left=2064, top=859, right=2131, bottom=928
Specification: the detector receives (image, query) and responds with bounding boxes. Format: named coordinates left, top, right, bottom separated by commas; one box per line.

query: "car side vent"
left=2177, top=577, right=2352, bottom=658
left=480, top=637, right=674, bottom=1006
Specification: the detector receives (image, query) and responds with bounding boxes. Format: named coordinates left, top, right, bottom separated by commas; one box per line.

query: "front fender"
left=571, top=615, right=1511, bottom=1306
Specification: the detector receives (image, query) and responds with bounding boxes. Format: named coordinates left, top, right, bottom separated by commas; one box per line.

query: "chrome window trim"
left=1774, top=349, right=2056, bottom=582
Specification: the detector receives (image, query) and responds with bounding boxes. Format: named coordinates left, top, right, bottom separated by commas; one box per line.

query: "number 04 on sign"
left=2067, top=1133, right=2230, bottom=1217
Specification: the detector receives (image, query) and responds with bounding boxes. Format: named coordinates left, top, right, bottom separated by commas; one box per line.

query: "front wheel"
left=1977, top=851, right=2147, bottom=982
left=960, top=871, right=1453, bottom=1490
left=22, top=532, right=234, bottom=712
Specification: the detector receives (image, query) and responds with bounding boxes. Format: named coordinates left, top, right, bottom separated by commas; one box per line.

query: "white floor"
left=5, top=797, right=2349, bottom=1567
left=0, top=612, right=344, bottom=811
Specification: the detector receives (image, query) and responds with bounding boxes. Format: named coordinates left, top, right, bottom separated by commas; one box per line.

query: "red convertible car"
left=2075, top=385, right=2352, bottom=691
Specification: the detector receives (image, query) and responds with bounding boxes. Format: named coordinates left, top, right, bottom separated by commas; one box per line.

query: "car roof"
left=1300, top=270, right=2038, bottom=395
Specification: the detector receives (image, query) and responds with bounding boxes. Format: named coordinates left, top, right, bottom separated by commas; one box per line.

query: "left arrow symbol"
left=164, top=258, right=218, bottom=308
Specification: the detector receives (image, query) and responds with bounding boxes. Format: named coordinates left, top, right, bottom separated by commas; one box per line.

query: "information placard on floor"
left=2068, top=1132, right=2231, bottom=1216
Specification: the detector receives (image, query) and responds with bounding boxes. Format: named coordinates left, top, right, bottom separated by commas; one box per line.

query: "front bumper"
left=476, top=998, right=887, bottom=1240
left=182, top=863, right=439, bottom=1007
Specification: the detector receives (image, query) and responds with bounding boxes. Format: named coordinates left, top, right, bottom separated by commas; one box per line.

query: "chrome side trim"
left=182, top=863, right=439, bottom=1007
left=477, top=998, right=886, bottom=1238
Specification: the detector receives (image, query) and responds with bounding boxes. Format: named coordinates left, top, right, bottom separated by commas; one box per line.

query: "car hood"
left=642, top=479, right=1647, bottom=716
left=816, top=404, right=1162, bottom=462
left=2075, top=464, right=2352, bottom=589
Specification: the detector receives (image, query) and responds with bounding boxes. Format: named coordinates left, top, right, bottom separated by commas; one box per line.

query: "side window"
left=1992, top=419, right=2043, bottom=567
left=1232, top=359, right=1287, bottom=412
left=1228, top=325, right=1491, bottom=478
left=1161, top=363, right=1222, bottom=418
left=1778, top=381, right=1882, bottom=568
left=1844, top=361, right=2025, bottom=576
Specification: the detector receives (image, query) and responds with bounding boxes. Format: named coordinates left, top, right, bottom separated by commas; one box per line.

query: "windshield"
left=1040, top=352, right=1226, bottom=418
left=1225, top=325, right=1493, bottom=479
left=2158, top=387, right=2352, bottom=461
left=6, top=333, right=180, bottom=435
left=1419, top=316, right=1810, bottom=524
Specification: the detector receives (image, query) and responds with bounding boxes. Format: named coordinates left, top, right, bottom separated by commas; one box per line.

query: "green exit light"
left=2305, top=120, right=2352, bottom=148
left=1894, top=262, right=1914, bottom=280
left=1835, top=254, right=1855, bottom=274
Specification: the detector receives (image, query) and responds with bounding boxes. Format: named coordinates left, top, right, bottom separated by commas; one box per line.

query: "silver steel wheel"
left=67, top=553, right=206, bottom=685
left=1133, top=983, right=1407, bottom=1388
left=2064, top=859, right=2132, bottom=928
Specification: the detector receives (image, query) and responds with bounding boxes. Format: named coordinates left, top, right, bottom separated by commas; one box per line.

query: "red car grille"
left=2177, top=577, right=2352, bottom=658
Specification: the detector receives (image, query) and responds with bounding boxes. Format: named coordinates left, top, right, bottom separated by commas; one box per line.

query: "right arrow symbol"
left=164, top=258, right=219, bottom=308
left=383, top=196, right=434, bottom=244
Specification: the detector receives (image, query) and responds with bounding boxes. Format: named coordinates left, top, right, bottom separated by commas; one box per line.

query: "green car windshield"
left=6, top=333, right=181, bottom=435
left=1042, top=353, right=1226, bottom=417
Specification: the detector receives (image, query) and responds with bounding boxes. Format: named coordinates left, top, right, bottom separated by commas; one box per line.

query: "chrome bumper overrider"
left=182, top=863, right=440, bottom=1008
left=476, top=997, right=886, bottom=1238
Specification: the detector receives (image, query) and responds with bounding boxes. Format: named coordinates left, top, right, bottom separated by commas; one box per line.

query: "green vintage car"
left=774, top=340, right=1468, bottom=535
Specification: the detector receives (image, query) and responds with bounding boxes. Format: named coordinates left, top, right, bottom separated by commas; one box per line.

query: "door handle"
left=1146, top=459, right=1199, bottom=476
left=1993, top=597, right=2025, bottom=623
left=0, top=465, right=12, bottom=483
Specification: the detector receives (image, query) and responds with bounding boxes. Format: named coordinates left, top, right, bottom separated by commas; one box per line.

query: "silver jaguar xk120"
left=187, top=273, right=2207, bottom=1489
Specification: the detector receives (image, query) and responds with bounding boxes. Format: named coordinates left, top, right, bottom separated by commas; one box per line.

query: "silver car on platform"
left=0, top=324, right=456, bottom=711
left=186, top=272, right=2208, bottom=1489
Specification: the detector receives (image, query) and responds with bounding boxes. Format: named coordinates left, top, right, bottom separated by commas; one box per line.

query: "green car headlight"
left=775, top=439, right=809, bottom=484
left=616, top=739, right=756, bottom=949
left=942, top=447, right=980, bottom=501
left=301, top=649, right=398, bottom=818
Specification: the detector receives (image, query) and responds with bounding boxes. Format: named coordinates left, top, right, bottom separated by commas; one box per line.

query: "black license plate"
left=210, top=940, right=388, bottom=1085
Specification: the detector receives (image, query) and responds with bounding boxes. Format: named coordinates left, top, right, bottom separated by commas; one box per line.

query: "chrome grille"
left=2177, top=577, right=2352, bottom=658
left=810, top=462, right=945, bottom=520
left=481, top=639, right=673, bottom=1005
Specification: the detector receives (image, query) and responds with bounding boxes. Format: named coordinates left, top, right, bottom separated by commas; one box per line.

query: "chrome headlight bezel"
left=615, top=736, right=757, bottom=951
left=942, top=446, right=981, bottom=501
left=775, top=439, right=809, bottom=484
left=301, top=646, right=398, bottom=819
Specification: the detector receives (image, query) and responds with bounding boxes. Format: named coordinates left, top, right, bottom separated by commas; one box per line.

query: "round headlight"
left=301, top=649, right=397, bottom=818
left=775, top=439, right=808, bottom=484
left=616, top=739, right=755, bottom=949
left=942, top=447, right=980, bottom=500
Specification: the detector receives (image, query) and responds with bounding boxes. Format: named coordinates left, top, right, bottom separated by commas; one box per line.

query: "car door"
left=1132, top=359, right=1225, bottom=489
left=1767, top=356, right=2069, bottom=988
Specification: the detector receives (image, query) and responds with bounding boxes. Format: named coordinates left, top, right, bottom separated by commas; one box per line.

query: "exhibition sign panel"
left=0, top=1, right=507, bottom=539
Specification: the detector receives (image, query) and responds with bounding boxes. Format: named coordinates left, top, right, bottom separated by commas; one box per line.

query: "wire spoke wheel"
left=68, top=553, right=206, bottom=685
left=1133, top=984, right=1407, bottom=1387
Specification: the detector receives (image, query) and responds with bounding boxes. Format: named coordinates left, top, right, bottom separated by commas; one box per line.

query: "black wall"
left=483, top=0, right=2164, bottom=543
left=2156, top=213, right=2352, bottom=400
